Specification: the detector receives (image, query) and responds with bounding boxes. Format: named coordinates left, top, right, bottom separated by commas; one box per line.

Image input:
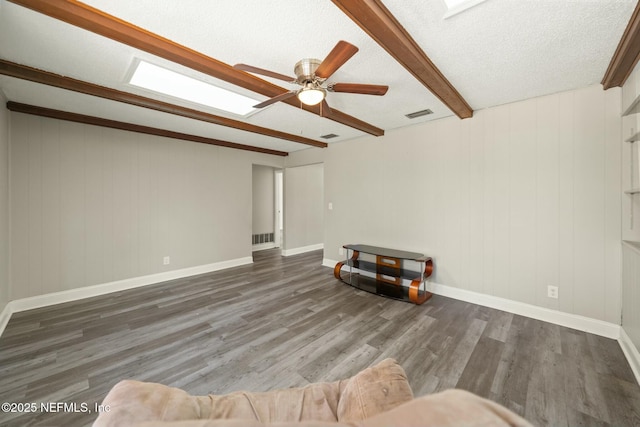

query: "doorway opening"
left=275, top=169, right=283, bottom=248
left=251, top=165, right=282, bottom=252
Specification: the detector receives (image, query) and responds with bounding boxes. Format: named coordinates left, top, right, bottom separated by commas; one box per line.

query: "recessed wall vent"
left=320, top=133, right=339, bottom=139
left=252, top=233, right=274, bottom=245
left=405, top=109, right=433, bottom=119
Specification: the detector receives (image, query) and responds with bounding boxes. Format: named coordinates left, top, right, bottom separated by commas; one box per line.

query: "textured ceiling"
left=0, top=0, right=635, bottom=153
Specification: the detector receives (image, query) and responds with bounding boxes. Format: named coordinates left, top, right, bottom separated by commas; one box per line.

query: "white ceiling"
left=0, top=0, right=635, bottom=153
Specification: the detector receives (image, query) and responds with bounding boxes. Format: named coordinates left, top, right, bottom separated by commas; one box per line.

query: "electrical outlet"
left=163, top=256, right=170, bottom=265
left=338, top=247, right=344, bottom=256
left=547, top=285, right=558, bottom=299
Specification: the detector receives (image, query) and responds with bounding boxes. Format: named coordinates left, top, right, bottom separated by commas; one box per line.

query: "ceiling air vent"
left=320, top=133, right=339, bottom=139
left=405, top=109, right=433, bottom=119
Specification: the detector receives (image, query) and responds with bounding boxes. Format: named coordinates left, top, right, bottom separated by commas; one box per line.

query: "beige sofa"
left=93, top=358, right=532, bottom=427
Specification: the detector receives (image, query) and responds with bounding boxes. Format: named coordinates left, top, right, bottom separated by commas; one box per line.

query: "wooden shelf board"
left=623, top=240, right=640, bottom=254
left=623, top=95, right=640, bottom=116
left=345, top=260, right=422, bottom=281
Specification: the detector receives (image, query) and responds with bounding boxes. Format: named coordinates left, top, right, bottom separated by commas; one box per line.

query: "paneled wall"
left=325, top=84, right=621, bottom=323
left=0, top=96, right=9, bottom=310
left=622, top=243, right=640, bottom=349
left=9, top=112, right=284, bottom=301
left=284, top=163, right=324, bottom=251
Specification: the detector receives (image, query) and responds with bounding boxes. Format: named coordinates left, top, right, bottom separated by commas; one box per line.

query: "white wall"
left=284, top=163, right=324, bottom=252
left=285, top=147, right=325, bottom=168
left=9, top=112, right=284, bottom=301
left=325, top=84, right=621, bottom=324
left=252, top=164, right=275, bottom=237
left=0, top=93, right=9, bottom=311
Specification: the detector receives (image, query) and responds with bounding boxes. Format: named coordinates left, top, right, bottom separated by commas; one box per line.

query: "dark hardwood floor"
left=0, top=249, right=639, bottom=426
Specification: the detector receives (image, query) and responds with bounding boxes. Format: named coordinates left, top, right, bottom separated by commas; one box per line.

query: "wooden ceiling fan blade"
left=320, top=99, right=332, bottom=118
left=315, top=41, right=359, bottom=79
left=329, top=83, right=389, bottom=96
left=234, top=63, right=294, bottom=82
left=254, top=91, right=297, bottom=108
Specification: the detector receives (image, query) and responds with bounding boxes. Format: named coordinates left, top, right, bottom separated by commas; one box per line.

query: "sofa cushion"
left=349, top=389, right=533, bottom=427
left=117, top=390, right=533, bottom=427
left=204, top=380, right=346, bottom=422
left=93, top=359, right=533, bottom=427
left=93, top=378, right=348, bottom=427
left=336, top=358, right=413, bottom=422
left=94, top=359, right=410, bottom=427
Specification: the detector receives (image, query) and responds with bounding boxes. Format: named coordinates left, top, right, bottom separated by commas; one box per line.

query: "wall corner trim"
left=620, top=327, right=640, bottom=386
left=0, top=256, right=253, bottom=337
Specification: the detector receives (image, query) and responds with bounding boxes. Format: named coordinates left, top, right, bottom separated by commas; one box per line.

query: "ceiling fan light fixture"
left=297, top=84, right=326, bottom=106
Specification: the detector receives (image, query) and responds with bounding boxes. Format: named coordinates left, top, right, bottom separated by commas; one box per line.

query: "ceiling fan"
left=234, top=41, right=388, bottom=115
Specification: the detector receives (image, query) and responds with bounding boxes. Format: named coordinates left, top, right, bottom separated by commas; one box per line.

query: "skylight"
left=128, top=60, right=260, bottom=116
left=443, top=0, right=487, bottom=19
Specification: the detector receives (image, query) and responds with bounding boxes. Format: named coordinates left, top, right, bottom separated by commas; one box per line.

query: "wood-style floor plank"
left=0, top=249, right=639, bottom=426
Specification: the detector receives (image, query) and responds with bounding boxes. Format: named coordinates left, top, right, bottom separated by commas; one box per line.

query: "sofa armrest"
left=93, top=380, right=214, bottom=427
left=337, top=358, right=413, bottom=422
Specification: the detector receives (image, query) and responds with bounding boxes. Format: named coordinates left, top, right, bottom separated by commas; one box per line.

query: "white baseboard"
left=252, top=242, right=276, bottom=251
left=0, top=256, right=253, bottom=337
left=1, top=255, right=627, bottom=357
left=426, top=281, right=620, bottom=339
left=0, top=302, right=11, bottom=338
left=322, top=258, right=340, bottom=268
left=620, top=327, right=640, bottom=386
left=327, top=258, right=620, bottom=340
left=282, top=243, right=323, bottom=257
